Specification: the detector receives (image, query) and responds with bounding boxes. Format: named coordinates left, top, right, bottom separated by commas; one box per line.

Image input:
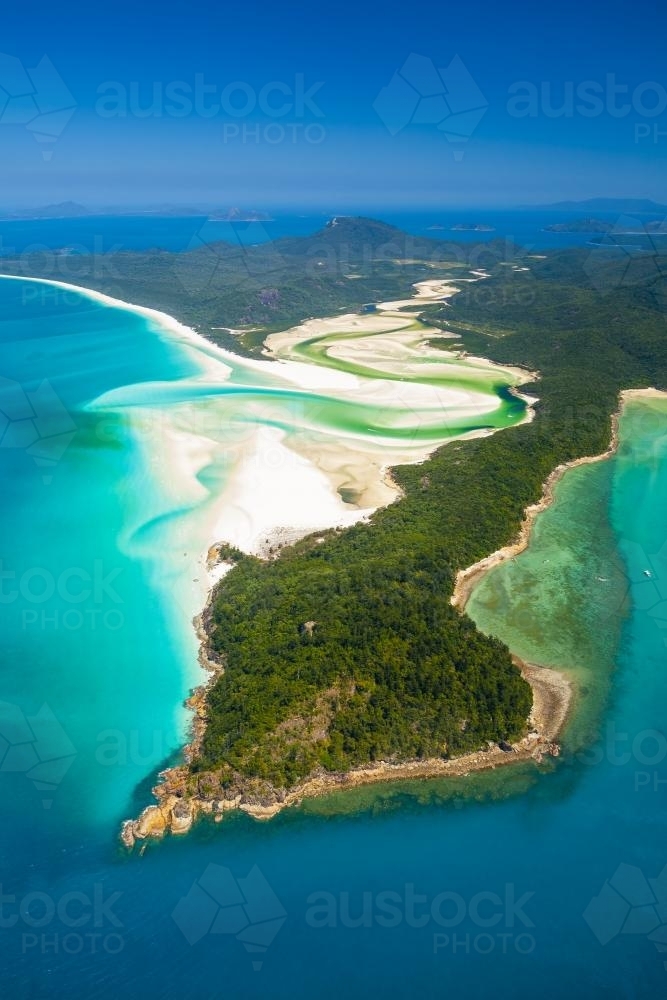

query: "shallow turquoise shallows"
left=1, top=276, right=667, bottom=1000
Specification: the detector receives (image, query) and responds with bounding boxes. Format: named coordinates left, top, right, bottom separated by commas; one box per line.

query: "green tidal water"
left=286, top=323, right=520, bottom=396
left=5, top=276, right=667, bottom=999
left=466, top=398, right=667, bottom=754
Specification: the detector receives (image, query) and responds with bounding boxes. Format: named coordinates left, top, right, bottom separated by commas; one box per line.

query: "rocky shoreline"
left=121, top=527, right=574, bottom=850
left=120, top=653, right=569, bottom=848
left=120, top=387, right=655, bottom=851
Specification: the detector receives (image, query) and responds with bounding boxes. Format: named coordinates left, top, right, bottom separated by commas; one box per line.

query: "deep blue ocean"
left=1, top=208, right=665, bottom=257
left=1, top=254, right=667, bottom=998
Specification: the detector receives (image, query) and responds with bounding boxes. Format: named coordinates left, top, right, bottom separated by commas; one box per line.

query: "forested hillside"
left=7, top=220, right=667, bottom=795
left=192, top=239, right=667, bottom=791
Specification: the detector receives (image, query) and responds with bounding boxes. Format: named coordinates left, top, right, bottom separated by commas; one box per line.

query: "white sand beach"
left=4, top=273, right=536, bottom=584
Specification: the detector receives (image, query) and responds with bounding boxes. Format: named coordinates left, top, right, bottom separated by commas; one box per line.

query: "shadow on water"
left=123, top=747, right=184, bottom=821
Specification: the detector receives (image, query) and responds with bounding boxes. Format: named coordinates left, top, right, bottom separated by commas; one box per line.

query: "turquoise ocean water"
left=1, top=276, right=667, bottom=998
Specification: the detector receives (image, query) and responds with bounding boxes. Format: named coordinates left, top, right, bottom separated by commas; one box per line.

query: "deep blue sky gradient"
left=2, top=0, right=666, bottom=208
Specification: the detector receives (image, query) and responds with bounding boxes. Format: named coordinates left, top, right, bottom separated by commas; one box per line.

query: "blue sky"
left=2, top=0, right=666, bottom=208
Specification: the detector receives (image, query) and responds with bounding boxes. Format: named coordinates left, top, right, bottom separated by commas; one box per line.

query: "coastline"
left=121, top=389, right=667, bottom=847
left=114, top=286, right=609, bottom=846
left=2, top=272, right=535, bottom=552
left=0, top=273, right=223, bottom=374
left=449, top=389, right=663, bottom=612
left=0, top=272, right=578, bottom=845
left=120, top=653, right=570, bottom=844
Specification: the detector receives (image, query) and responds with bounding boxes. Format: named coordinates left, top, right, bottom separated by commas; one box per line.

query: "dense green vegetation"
left=8, top=218, right=667, bottom=794
left=196, top=237, right=667, bottom=790
left=0, top=217, right=482, bottom=356
left=203, top=523, right=530, bottom=787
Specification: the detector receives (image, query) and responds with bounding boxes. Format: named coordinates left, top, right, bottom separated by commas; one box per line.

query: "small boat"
left=644, top=569, right=653, bottom=578
left=596, top=577, right=609, bottom=582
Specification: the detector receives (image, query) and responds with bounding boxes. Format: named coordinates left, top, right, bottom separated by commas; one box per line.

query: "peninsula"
left=3, top=218, right=666, bottom=845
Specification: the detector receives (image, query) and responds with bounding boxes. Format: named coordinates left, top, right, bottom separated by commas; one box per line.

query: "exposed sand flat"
left=264, top=278, right=457, bottom=357
left=264, top=311, right=417, bottom=355
left=622, top=387, right=667, bottom=401
left=464, top=354, right=540, bottom=386
left=6, top=272, right=534, bottom=589
left=286, top=425, right=515, bottom=512
left=259, top=358, right=359, bottom=390
left=206, top=424, right=375, bottom=556
left=62, top=270, right=534, bottom=578
left=264, top=280, right=526, bottom=391
left=322, top=335, right=509, bottom=386
left=375, top=279, right=460, bottom=311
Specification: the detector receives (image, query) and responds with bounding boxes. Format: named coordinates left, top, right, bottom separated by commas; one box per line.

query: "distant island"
left=449, top=223, right=496, bottom=232
left=544, top=218, right=616, bottom=234
left=0, top=201, right=93, bottom=220
left=207, top=208, right=273, bottom=222
left=526, top=197, right=667, bottom=213
left=0, top=202, right=274, bottom=222
left=544, top=217, right=667, bottom=234
left=426, top=223, right=495, bottom=232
